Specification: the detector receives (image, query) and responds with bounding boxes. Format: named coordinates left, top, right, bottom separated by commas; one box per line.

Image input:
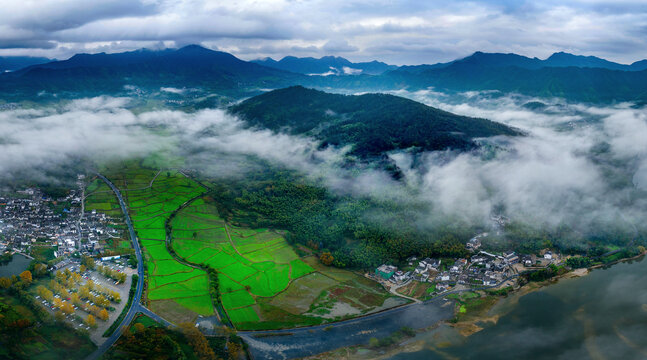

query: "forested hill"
left=229, top=86, right=521, bottom=157
left=383, top=61, right=647, bottom=103
left=0, top=45, right=303, bottom=98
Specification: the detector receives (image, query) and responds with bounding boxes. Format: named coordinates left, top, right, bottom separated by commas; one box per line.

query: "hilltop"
left=230, top=86, right=521, bottom=158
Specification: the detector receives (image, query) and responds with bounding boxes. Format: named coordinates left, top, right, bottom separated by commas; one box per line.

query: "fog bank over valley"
left=1, top=91, right=646, bottom=243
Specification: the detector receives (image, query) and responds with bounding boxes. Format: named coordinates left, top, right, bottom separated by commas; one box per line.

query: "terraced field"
left=171, top=197, right=401, bottom=330
left=104, top=164, right=213, bottom=323
left=170, top=197, right=316, bottom=326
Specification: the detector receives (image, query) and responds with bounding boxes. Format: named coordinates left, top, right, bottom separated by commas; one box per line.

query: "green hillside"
left=230, top=86, right=520, bottom=158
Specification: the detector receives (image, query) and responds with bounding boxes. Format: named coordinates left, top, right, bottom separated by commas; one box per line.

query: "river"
left=240, top=296, right=455, bottom=359
left=390, top=256, right=647, bottom=360
left=0, top=253, right=31, bottom=277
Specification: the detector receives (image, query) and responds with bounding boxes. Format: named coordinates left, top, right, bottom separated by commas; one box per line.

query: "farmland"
left=170, top=196, right=316, bottom=327
left=85, top=178, right=131, bottom=252
left=171, top=196, right=403, bottom=330
left=104, top=163, right=213, bottom=323
left=99, top=161, right=402, bottom=329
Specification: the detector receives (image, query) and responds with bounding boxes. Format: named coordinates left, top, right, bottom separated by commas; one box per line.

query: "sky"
left=1, top=0, right=647, bottom=65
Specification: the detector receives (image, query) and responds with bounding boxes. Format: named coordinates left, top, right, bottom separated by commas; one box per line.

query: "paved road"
left=85, top=174, right=145, bottom=360
left=137, top=305, right=174, bottom=328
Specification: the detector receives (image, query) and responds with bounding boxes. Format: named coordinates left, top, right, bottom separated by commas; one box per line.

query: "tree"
left=99, top=308, right=109, bottom=321
left=133, top=323, right=145, bottom=333
left=36, top=285, right=49, bottom=298
left=55, top=311, right=66, bottom=322
left=61, top=302, right=75, bottom=315
left=71, top=293, right=81, bottom=305
left=32, top=263, right=47, bottom=277
left=96, top=295, right=109, bottom=307
left=79, top=264, right=87, bottom=273
left=79, top=286, right=90, bottom=299
left=19, top=270, right=32, bottom=285
left=320, top=252, right=334, bottom=266
left=227, top=341, right=242, bottom=360
left=86, top=314, right=96, bottom=327
left=81, top=256, right=95, bottom=270
left=53, top=298, right=62, bottom=308
left=179, top=322, right=215, bottom=360
left=42, top=288, right=54, bottom=302
left=0, top=277, right=13, bottom=289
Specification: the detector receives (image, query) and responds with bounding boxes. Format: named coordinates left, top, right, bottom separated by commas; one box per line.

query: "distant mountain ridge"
left=0, top=56, right=52, bottom=72
left=399, top=51, right=647, bottom=73
left=0, top=45, right=304, bottom=97
left=252, top=56, right=396, bottom=75
left=384, top=52, right=647, bottom=103
left=2, top=45, right=647, bottom=103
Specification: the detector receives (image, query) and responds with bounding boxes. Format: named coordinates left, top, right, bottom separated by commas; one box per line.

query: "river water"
left=391, top=256, right=647, bottom=360
left=240, top=296, right=455, bottom=359
left=0, top=253, right=31, bottom=277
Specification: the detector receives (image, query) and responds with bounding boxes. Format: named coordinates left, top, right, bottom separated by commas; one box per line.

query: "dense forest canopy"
left=229, top=86, right=521, bottom=158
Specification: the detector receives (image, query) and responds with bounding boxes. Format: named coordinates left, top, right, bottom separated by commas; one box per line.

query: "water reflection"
left=391, top=257, right=647, bottom=360
left=0, top=253, right=31, bottom=277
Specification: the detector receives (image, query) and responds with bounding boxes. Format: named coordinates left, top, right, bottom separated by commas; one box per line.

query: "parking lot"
left=36, top=259, right=136, bottom=344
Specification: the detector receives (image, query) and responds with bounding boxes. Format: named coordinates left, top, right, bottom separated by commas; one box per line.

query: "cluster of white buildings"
left=1, top=184, right=123, bottom=257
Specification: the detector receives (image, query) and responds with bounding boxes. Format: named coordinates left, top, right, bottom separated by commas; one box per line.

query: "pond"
left=0, top=253, right=32, bottom=277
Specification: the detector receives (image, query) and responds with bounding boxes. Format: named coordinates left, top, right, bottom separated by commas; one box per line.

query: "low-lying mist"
left=392, top=90, right=647, bottom=235
left=1, top=90, right=646, bottom=248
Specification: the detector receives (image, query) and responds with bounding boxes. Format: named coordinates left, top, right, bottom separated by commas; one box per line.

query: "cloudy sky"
left=1, top=0, right=647, bottom=65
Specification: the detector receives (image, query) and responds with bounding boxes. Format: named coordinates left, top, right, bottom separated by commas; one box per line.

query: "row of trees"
left=97, top=264, right=127, bottom=283
left=0, top=270, right=34, bottom=289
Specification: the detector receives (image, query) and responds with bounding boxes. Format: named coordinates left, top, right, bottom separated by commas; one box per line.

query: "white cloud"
left=0, top=1, right=646, bottom=64
left=2, top=92, right=646, bottom=236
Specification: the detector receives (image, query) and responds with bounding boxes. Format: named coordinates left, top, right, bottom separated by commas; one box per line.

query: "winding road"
left=85, top=174, right=146, bottom=360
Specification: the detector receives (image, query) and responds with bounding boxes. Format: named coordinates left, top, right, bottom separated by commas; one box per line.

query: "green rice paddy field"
left=105, top=164, right=213, bottom=322
left=170, top=197, right=317, bottom=326
left=101, top=161, right=398, bottom=329
left=171, top=196, right=399, bottom=330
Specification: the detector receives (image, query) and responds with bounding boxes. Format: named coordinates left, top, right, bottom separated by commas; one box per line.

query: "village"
left=372, top=232, right=561, bottom=298
left=0, top=176, right=123, bottom=258
left=0, top=178, right=138, bottom=342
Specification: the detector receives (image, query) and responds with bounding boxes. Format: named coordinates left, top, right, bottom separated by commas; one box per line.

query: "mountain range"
left=252, top=56, right=396, bottom=75
left=0, top=45, right=303, bottom=98
left=384, top=53, right=647, bottom=102
left=400, top=51, right=647, bottom=73
left=2, top=45, right=647, bottom=103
